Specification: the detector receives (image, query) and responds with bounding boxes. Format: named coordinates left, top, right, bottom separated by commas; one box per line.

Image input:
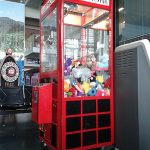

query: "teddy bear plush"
left=86, top=54, right=97, bottom=71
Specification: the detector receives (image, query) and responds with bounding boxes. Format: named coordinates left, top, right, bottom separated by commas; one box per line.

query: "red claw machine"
left=32, top=0, right=114, bottom=149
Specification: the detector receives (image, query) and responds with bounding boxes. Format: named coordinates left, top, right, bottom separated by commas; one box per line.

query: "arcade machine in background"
left=115, top=39, right=150, bottom=150
left=0, top=49, right=31, bottom=109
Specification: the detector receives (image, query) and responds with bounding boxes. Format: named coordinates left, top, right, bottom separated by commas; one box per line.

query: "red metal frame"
left=38, top=0, right=114, bottom=149
left=32, top=83, right=52, bottom=124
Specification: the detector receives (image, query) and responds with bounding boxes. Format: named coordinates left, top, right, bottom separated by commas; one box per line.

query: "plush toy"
left=80, top=68, right=91, bottom=82
left=105, top=88, right=110, bottom=96
left=96, top=53, right=109, bottom=70
left=64, top=58, right=72, bottom=76
left=96, top=75, right=104, bottom=84
left=104, top=77, right=110, bottom=88
left=72, top=67, right=91, bottom=82
left=72, top=81, right=83, bottom=94
left=89, top=76, right=96, bottom=87
left=86, top=54, right=96, bottom=71
left=64, top=67, right=71, bottom=76
left=96, top=89, right=108, bottom=96
left=87, top=87, right=97, bottom=96
left=68, top=87, right=76, bottom=97
left=96, top=90, right=104, bottom=96
left=96, top=90, right=102, bottom=96
left=82, top=82, right=91, bottom=94
left=90, top=75, right=96, bottom=82
left=64, top=81, right=70, bottom=92
left=65, top=58, right=72, bottom=68
left=96, top=83, right=103, bottom=90
left=72, top=68, right=82, bottom=79
left=72, top=60, right=81, bottom=68
left=77, top=91, right=82, bottom=96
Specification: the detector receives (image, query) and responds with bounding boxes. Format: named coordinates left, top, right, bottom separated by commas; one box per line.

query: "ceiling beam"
left=25, top=7, right=40, bottom=19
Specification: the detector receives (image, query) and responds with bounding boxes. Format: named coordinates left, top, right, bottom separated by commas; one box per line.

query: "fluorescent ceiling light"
left=118, top=7, right=124, bottom=12
left=91, top=20, right=109, bottom=30
left=20, top=0, right=24, bottom=3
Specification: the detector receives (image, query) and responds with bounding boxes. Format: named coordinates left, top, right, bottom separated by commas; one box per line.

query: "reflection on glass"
left=118, top=0, right=150, bottom=43
left=41, top=0, right=53, bottom=15
left=64, top=3, right=110, bottom=98
left=41, top=8, right=57, bottom=72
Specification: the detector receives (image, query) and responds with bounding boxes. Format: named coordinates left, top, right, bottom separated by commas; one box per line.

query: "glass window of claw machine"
left=41, top=4, right=58, bottom=77
left=38, top=0, right=114, bottom=149
left=64, top=4, right=110, bottom=98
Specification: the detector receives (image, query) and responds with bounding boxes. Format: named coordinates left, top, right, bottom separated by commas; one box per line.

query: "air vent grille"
left=116, top=50, right=134, bottom=69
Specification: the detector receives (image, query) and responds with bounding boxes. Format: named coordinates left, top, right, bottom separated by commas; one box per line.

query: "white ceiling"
left=5, top=0, right=43, bottom=8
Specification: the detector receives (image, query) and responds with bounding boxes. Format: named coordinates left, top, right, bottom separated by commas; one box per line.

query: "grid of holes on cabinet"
left=66, top=99, right=111, bottom=149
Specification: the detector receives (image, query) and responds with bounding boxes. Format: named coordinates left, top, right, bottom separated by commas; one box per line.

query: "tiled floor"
left=0, top=112, right=115, bottom=150
left=0, top=112, right=43, bottom=150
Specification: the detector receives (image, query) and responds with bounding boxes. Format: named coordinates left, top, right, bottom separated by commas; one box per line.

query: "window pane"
left=0, top=1, right=25, bottom=59
left=119, top=0, right=142, bottom=42
left=117, top=0, right=150, bottom=44
left=41, top=8, right=57, bottom=72
left=142, top=0, right=150, bottom=34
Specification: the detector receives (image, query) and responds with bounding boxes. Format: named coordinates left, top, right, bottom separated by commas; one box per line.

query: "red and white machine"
left=32, top=0, right=114, bottom=149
